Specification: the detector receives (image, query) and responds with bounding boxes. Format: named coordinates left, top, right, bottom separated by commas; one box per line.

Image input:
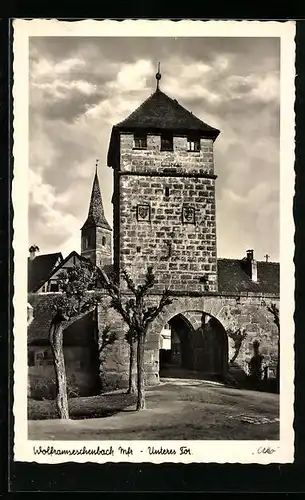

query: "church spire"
left=81, top=161, right=112, bottom=231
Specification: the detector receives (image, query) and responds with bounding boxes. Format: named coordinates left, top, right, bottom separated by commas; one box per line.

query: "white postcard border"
left=12, top=18, right=296, bottom=464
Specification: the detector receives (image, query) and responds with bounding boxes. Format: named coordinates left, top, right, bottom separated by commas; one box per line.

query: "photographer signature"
left=256, top=446, right=278, bottom=455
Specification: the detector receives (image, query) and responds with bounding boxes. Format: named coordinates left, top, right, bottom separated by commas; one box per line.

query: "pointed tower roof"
left=107, top=69, right=220, bottom=168
left=81, top=167, right=112, bottom=231
left=115, top=89, right=220, bottom=137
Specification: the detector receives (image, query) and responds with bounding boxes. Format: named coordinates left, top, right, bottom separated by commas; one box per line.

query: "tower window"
left=136, top=246, right=141, bottom=253
left=134, top=133, right=147, bottom=149
left=166, top=242, right=172, bottom=258
left=102, top=236, right=106, bottom=246
left=84, top=234, right=91, bottom=249
left=165, top=186, right=170, bottom=197
left=161, top=132, right=173, bottom=151
left=187, top=136, right=200, bottom=152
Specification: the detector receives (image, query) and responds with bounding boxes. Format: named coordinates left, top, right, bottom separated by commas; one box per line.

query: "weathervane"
left=95, top=158, right=99, bottom=173
left=156, top=62, right=161, bottom=90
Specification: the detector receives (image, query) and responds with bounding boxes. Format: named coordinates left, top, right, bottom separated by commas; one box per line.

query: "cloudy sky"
left=29, top=36, right=280, bottom=261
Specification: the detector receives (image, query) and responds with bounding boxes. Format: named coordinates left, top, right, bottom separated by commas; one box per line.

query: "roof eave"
left=81, top=218, right=112, bottom=232
left=112, top=124, right=220, bottom=138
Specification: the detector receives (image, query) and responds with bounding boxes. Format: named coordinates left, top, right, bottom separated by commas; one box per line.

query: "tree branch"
left=121, top=268, right=138, bottom=295
left=144, top=290, right=173, bottom=329
left=136, top=265, right=156, bottom=301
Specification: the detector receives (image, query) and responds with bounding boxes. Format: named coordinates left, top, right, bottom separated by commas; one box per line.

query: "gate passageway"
left=159, top=312, right=228, bottom=380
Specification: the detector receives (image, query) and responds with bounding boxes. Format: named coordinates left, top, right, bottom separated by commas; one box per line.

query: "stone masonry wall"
left=81, top=226, right=112, bottom=269
left=148, top=294, right=280, bottom=378
left=97, top=293, right=280, bottom=391
left=118, top=133, right=217, bottom=293
left=120, top=134, right=215, bottom=176
left=97, top=297, right=129, bottom=391
left=96, top=226, right=112, bottom=268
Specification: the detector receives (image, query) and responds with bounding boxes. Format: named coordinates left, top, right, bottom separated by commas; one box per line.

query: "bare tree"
left=45, top=262, right=100, bottom=419
left=227, top=327, right=247, bottom=365
left=100, top=265, right=173, bottom=411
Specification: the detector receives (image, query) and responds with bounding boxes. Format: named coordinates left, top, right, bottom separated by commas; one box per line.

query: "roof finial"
left=156, top=62, right=161, bottom=90
left=95, top=158, right=99, bottom=175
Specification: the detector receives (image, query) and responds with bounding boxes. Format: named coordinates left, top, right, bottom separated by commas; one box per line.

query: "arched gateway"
left=159, top=311, right=228, bottom=378
left=140, top=294, right=279, bottom=385
left=150, top=297, right=230, bottom=379
left=100, top=72, right=280, bottom=390
left=27, top=68, right=280, bottom=397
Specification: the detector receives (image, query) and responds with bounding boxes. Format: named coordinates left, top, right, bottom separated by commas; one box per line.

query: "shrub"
left=29, top=375, right=80, bottom=400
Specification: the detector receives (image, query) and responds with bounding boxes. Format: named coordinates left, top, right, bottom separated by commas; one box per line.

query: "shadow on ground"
left=28, top=391, right=137, bottom=420
left=159, top=364, right=279, bottom=394
left=28, top=377, right=279, bottom=440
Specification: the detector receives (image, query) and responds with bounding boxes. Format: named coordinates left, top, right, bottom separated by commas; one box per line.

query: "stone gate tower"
left=107, top=70, right=220, bottom=293
left=81, top=166, right=112, bottom=269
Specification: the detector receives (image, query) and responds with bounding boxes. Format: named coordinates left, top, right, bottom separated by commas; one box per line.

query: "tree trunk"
left=229, top=341, right=242, bottom=365
left=136, top=334, right=146, bottom=411
left=127, top=339, right=137, bottom=394
left=49, top=320, right=69, bottom=419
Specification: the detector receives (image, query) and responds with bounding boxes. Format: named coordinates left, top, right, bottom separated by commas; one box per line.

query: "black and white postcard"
left=12, top=19, right=295, bottom=464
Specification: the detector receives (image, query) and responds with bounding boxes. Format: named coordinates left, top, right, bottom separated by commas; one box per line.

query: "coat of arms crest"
left=137, top=204, right=150, bottom=221
left=182, top=206, right=195, bottom=223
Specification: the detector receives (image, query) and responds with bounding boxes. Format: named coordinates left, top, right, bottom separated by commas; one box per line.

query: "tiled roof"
left=114, top=89, right=220, bottom=137
left=217, top=258, right=280, bottom=295
left=27, top=293, right=56, bottom=343
left=100, top=261, right=279, bottom=295
left=28, top=253, right=63, bottom=293
left=27, top=293, right=97, bottom=345
left=81, top=169, right=112, bottom=231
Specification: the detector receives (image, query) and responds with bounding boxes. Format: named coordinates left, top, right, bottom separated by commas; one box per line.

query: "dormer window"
left=134, top=133, right=147, bottom=149
left=161, top=132, right=173, bottom=152
left=187, top=135, right=200, bottom=152
left=50, top=282, right=59, bottom=292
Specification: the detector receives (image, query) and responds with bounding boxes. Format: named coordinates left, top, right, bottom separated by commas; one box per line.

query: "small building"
left=27, top=171, right=112, bottom=399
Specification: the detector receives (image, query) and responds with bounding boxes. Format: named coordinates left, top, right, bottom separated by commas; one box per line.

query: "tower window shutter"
left=134, top=133, right=147, bottom=149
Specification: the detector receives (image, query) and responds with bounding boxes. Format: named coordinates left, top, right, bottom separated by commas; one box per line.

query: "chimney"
left=246, top=249, right=258, bottom=282
left=29, top=244, right=39, bottom=261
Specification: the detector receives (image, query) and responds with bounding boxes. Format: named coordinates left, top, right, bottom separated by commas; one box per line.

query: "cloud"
left=30, top=55, right=86, bottom=81
left=111, top=59, right=154, bottom=92
left=28, top=36, right=280, bottom=261
left=28, top=170, right=81, bottom=254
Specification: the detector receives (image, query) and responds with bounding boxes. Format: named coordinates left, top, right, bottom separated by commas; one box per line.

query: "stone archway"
left=159, top=314, right=195, bottom=376
left=193, top=314, right=228, bottom=375
left=151, top=296, right=232, bottom=337
left=158, top=308, right=229, bottom=379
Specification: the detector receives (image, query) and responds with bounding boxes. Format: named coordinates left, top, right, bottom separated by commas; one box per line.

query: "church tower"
left=81, top=165, right=112, bottom=269
left=107, top=67, right=220, bottom=292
